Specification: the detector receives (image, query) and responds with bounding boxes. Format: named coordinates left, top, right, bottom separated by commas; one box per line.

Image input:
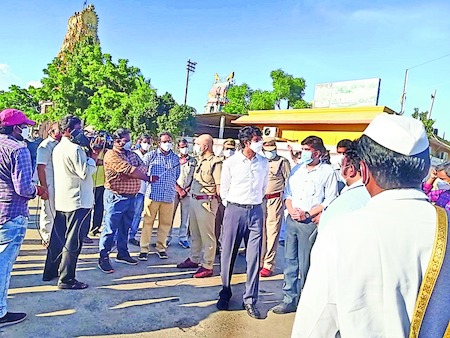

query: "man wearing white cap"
left=291, top=113, right=441, bottom=337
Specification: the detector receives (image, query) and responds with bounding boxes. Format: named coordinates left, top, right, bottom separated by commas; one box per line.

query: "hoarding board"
left=313, top=78, right=381, bottom=108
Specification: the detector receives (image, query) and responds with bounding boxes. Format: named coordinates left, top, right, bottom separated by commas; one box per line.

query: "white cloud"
left=26, top=80, right=42, bottom=88
left=0, top=63, right=20, bottom=91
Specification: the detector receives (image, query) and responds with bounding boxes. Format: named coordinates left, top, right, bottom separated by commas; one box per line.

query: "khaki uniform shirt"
left=191, top=154, right=222, bottom=195
left=265, top=155, right=291, bottom=194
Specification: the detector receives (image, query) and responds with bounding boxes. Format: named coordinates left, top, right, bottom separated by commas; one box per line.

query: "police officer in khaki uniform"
left=260, top=138, right=291, bottom=277
left=177, top=134, right=222, bottom=278
left=215, top=138, right=236, bottom=253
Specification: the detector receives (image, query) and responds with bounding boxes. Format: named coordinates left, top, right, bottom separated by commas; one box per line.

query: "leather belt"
left=192, top=194, right=217, bottom=200
left=228, top=202, right=260, bottom=209
left=119, top=193, right=137, bottom=198
left=265, top=192, right=281, bottom=199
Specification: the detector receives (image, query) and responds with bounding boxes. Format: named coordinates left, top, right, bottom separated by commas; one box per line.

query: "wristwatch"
left=304, top=211, right=311, bottom=219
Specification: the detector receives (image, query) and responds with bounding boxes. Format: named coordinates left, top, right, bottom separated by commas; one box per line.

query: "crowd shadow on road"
left=2, top=228, right=288, bottom=338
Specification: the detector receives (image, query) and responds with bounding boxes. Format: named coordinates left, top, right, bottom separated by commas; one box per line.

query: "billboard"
left=313, top=78, right=381, bottom=108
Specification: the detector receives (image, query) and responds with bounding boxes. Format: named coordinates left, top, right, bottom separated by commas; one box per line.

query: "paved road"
left=1, top=202, right=295, bottom=338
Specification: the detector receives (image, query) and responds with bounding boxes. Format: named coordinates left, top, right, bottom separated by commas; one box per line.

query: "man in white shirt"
left=128, top=134, right=151, bottom=246
left=36, top=122, right=61, bottom=245
left=318, top=141, right=370, bottom=231
left=43, top=115, right=99, bottom=289
left=272, top=136, right=338, bottom=315
left=292, top=114, right=436, bottom=337
left=217, top=126, right=269, bottom=319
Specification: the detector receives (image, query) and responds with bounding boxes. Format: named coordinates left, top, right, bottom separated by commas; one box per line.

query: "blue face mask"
left=301, top=150, right=313, bottom=165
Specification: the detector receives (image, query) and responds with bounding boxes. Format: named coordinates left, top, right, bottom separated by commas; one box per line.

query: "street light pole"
left=400, top=69, right=409, bottom=115
left=184, top=59, right=197, bottom=105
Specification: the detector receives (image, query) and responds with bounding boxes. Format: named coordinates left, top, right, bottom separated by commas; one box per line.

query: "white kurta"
left=292, top=189, right=436, bottom=338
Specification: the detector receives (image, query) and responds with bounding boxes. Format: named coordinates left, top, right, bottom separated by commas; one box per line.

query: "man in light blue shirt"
left=319, top=142, right=371, bottom=231
left=272, top=136, right=338, bottom=314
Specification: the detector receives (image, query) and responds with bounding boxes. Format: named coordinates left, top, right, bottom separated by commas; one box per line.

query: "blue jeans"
left=99, top=189, right=136, bottom=259
left=282, top=215, right=317, bottom=305
left=129, top=193, right=145, bottom=240
left=0, top=216, right=27, bottom=317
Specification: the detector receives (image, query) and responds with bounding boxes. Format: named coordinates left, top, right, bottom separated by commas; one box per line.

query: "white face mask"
left=264, top=150, right=276, bottom=160
left=179, top=147, right=188, bottom=155
left=332, top=154, right=345, bottom=167
left=436, top=178, right=450, bottom=190
left=124, top=141, right=132, bottom=151
left=249, top=140, right=263, bottom=154
left=140, top=142, right=150, bottom=151
left=160, top=142, right=173, bottom=152
left=223, top=149, right=234, bottom=158
left=193, top=144, right=202, bottom=156
left=18, top=126, right=31, bottom=141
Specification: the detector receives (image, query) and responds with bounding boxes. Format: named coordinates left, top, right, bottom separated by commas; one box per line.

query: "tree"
left=412, top=108, right=435, bottom=136
left=270, top=69, right=309, bottom=109
left=223, top=84, right=251, bottom=115
left=156, top=104, right=196, bottom=136
left=248, top=90, right=276, bottom=110
left=0, top=85, right=41, bottom=121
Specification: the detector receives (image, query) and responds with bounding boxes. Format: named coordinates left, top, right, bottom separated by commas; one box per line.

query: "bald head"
left=196, top=134, right=213, bottom=149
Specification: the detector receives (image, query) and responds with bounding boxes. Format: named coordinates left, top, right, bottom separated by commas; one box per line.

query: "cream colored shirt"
left=265, top=155, right=291, bottom=194
left=292, top=189, right=436, bottom=338
left=53, top=137, right=97, bottom=212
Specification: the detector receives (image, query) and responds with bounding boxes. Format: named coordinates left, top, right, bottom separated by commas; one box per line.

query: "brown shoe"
left=177, top=258, right=199, bottom=269
left=193, top=267, right=213, bottom=278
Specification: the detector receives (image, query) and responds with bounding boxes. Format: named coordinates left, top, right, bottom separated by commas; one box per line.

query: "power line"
left=408, top=53, right=450, bottom=70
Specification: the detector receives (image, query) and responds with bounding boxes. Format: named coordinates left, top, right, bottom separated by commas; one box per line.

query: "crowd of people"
left=0, top=107, right=448, bottom=336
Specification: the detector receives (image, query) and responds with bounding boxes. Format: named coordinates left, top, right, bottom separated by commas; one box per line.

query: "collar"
left=236, top=150, right=259, bottom=162
left=157, top=148, right=172, bottom=156
left=341, top=179, right=365, bottom=194
left=368, top=188, right=429, bottom=207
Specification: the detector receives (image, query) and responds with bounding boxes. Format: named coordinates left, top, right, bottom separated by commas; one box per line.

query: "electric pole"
left=184, top=59, right=197, bottom=105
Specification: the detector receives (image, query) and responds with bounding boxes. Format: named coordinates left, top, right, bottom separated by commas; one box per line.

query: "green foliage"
left=224, top=69, right=310, bottom=114
left=270, top=69, right=309, bottom=109
left=248, top=90, right=275, bottom=110
left=0, top=85, right=41, bottom=122
left=223, top=84, right=251, bottom=115
left=412, top=108, right=435, bottom=136
left=156, top=104, right=196, bottom=136
left=1, top=39, right=192, bottom=138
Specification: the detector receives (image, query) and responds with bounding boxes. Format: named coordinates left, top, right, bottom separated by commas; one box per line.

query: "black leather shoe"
left=243, top=303, right=262, bottom=319
left=216, top=297, right=229, bottom=310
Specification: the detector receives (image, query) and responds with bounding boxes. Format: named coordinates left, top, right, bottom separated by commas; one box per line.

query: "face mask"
left=249, top=140, right=263, bottom=154
left=140, top=142, right=150, bottom=151
left=124, top=141, right=132, bottom=151
left=193, top=144, right=202, bottom=156
left=332, top=154, right=344, bottom=167
left=436, top=178, right=450, bottom=190
left=264, top=150, right=276, bottom=160
left=160, top=142, right=173, bottom=152
left=301, top=150, right=313, bottom=165
left=52, top=132, right=62, bottom=141
left=17, top=126, right=30, bottom=141
left=223, top=149, right=234, bottom=158
left=70, top=129, right=90, bottom=147
left=179, top=147, right=188, bottom=155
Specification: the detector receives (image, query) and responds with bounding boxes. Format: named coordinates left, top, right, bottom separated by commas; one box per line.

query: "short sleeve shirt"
left=36, top=137, right=59, bottom=181
left=190, top=154, right=222, bottom=195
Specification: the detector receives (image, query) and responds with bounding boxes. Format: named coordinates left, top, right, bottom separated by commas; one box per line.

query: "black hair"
left=436, top=161, right=450, bottom=177
left=0, top=125, right=14, bottom=135
left=113, top=128, right=130, bottom=140
left=140, top=134, right=151, bottom=141
left=344, top=141, right=361, bottom=172
left=178, top=138, right=188, bottom=146
left=356, top=135, right=430, bottom=189
left=238, top=126, right=262, bottom=148
left=337, top=139, right=352, bottom=149
left=301, top=136, right=326, bottom=154
left=158, top=131, right=173, bottom=142
left=59, top=115, right=81, bottom=132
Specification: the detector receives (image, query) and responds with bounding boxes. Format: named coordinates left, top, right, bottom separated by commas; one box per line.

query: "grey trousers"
left=219, top=203, right=263, bottom=305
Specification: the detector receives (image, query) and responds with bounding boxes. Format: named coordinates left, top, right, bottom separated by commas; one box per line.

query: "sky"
left=1, top=0, right=450, bottom=137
